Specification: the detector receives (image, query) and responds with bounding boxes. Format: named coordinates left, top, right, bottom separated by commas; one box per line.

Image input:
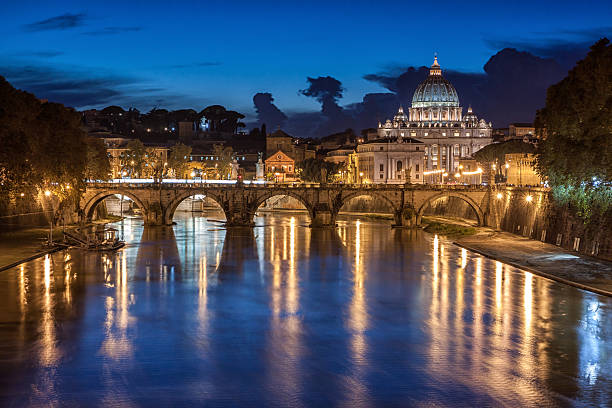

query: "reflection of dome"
left=411, top=56, right=459, bottom=108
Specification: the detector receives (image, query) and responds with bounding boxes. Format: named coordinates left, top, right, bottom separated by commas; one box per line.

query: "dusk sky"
left=1, top=0, right=611, bottom=131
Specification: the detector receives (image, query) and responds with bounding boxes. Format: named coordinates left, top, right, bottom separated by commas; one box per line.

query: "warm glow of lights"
left=458, top=165, right=463, bottom=169
left=442, top=172, right=448, bottom=177
left=44, top=190, right=51, bottom=197
left=526, top=195, right=533, bottom=202
left=423, top=169, right=444, bottom=175
left=20, top=192, right=25, bottom=197
left=496, top=193, right=503, bottom=199
left=505, top=163, right=510, bottom=169
left=454, top=173, right=460, bottom=178
left=461, top=168, right=483, bottom=175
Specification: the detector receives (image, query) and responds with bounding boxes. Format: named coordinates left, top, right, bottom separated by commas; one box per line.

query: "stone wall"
left=494, top=187, right=612, bottom=261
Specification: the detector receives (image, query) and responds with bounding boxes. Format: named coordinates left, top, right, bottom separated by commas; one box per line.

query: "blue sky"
left=1, top=0, right=611, bottom=121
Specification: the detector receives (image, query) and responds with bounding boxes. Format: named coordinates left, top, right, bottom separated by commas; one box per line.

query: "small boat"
left=64, top=228, right=125, bottom=251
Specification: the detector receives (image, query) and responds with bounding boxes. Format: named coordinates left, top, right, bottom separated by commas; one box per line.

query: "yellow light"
left=190, top=171, right=195, bottom=177
left=66, top=184, right=70, bottom=189
left=454, top=173, right=460, bottom=178
left=442, top=172, right=448, bottom=177
left=526, top=195, right=533, bottom=202
left=20, top=193, right=25, bottom=197
left=496, top=193, right=503, bottom=199
left=44, top=190, right=51, bottom=197
left=492, top=164, right=496, bottom=170
left=359, top=172, right=363, bottom=177
left=505, top=163, right=510, bottom=169
left=477, top=167, right=482, bottom=172
left=458, top=165, right=463, bottom=169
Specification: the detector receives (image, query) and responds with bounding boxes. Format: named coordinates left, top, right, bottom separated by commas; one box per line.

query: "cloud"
left=0, top=61, right=197, bottom=111
left=23, top=13, right=86, bottom=32
left=82, top=26, right=142, bottom=36
left=252, top=92, right=287, bottom=129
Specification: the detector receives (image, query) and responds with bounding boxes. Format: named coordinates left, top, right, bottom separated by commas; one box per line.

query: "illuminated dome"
left=411, top=56, right=459, bottom=108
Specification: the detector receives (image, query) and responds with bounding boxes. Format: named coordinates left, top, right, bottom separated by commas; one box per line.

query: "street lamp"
left=44, top=190, right=53, bottom=245
left=359, top=171, right=364, bottom=184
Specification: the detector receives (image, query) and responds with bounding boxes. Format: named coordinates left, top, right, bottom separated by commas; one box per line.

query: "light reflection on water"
left=0, top=211, right=610, bottom=406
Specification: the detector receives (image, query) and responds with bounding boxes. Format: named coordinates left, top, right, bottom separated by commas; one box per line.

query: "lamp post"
left=44, top=190, right=53, bottom=245
left=359, top=171, right=364, bottom=184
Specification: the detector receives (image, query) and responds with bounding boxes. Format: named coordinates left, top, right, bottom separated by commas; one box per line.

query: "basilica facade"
left=376, top=57, right=493, bottom=174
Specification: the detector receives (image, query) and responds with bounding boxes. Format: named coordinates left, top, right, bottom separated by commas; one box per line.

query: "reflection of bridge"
left=82, top=182, right=497, bottom=227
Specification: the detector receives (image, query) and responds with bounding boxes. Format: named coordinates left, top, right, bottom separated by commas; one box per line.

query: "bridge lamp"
left=525, top=194, right=533, bottom=203
left=454, top=173, right=460, bottom=178
left=20, top=193, right=25, bottom=197
left=496, top=193, right=503, bottom=199
left=190, top=171, right=195, bottom=178
left=458, top=165, right=463, bottom=170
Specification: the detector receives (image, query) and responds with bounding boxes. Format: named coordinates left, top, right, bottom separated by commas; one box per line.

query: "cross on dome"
left=430, top=54, right=441, bottom=76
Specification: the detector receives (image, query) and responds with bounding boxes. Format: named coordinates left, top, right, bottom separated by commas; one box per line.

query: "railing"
left=86, top=179, right=499, bottom=191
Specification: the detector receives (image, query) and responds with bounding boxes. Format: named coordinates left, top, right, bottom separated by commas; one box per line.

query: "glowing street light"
left=526, top=194, right=533, bottom=202
left=44, top=190, right=51, bottom=197
left=496, top=193, right=503, bottom=199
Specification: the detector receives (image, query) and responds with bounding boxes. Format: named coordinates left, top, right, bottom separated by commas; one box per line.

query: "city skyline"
left=1, top=0, right=611, bottom=135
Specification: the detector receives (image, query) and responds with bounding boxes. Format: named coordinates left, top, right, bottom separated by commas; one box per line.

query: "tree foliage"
left=85, top=136, right=111, bottom=180
left=167, top=143, right=192, bottom=178
left=296, top=158, right=344, bottom=183
left=0, top=76, right=89, bottom=209
left=535, top=38, right=611, bottom=220
left=535, top=38, right=611, bottom=186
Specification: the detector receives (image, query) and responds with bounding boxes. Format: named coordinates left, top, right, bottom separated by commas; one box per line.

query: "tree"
left=121, top=139, right=147, bottom=177
left=167, top=143, right=192, bottom=179
left=85, top=137, right=111, bottom=181
left=535, top=38, right=612, bottom=219
left=296, top=158, right=344, bottom=183
left=535, top=38, right=611, bottom=187
left=210, top=144, right=233, bottom=179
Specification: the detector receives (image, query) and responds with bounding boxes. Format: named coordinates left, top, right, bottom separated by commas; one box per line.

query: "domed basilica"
left=377, top=56, right=493, bottom=173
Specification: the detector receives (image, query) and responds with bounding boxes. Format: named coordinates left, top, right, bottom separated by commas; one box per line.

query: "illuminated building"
left=354, top=137, right=425, bottom=184
left=376, top=56, right=493, bottom=173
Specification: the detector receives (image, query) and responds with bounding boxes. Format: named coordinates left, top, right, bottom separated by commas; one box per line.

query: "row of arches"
left=84, top=190, right=485, bottom=227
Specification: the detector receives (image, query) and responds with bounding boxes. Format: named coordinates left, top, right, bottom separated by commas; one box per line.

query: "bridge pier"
left=309, top=204, right=335, bottom=228
left=392, top=206, right=418, bottom=228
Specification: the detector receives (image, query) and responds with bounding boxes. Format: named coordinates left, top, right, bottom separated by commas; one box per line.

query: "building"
left=377, top=56, right=493, bottom=173
left=266, top=129, right=315, bottom=163
left=102, top=137, right=169, bottom=179
left=506, top=123, right=538, bottom=144
left=354, top=137, right=425, bottom=184
left=265, top=150, right=295, bottom=182
left=504, top=153, right=543, bottom=186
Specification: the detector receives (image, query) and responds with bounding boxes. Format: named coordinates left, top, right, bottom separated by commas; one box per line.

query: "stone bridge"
left=81, top=182, right=497, bottom=228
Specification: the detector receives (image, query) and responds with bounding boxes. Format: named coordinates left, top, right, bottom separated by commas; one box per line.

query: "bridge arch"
left=83, top=190, right=147, bottom=222
left=252, top=191, right=313, bottom=223
left=416, top=191, right=484, bottom=226
left=164, top=190, right=228, bottom=225
left=332, top=190, right=400, bottom=224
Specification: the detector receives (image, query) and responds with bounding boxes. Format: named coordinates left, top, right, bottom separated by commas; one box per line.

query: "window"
left=379, top=164, right=384, bottom=172
left=442, top=132, right=446, bottom=137
left=454, top=132, right=459, bottom=137
left=416, top=174, right=419, bottom=179
left=380, top=174, right=384, bottom=179
left=416, top=146, right=419, bottom=151
left=424, top=132, right=428, bottom=136
left=454, top=145, right=459, bottom=156
left=466, top=132, right=470, bottom=137
left=380, top=146, right=384, bottom=151
left=396, top=161, right=402, bottom=171
left=416, top=164, right=419, bottom=171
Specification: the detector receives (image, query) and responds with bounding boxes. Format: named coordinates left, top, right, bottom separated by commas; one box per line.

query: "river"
left=0, top=212, right=610, bottom=406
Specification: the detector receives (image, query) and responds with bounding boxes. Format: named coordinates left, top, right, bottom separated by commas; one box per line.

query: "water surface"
left=0, top=212, right=610, bottom=406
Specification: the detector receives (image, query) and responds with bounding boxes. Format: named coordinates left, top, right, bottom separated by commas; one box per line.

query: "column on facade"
left=427, top=145, right=432, bottom=170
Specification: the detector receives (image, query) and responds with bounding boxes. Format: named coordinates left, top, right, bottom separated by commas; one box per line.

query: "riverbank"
left=0, top=217, right=122, bottom=270
left=455, top=229, right=612, bottom=297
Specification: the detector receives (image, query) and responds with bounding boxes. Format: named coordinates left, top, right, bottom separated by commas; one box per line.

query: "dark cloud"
left=23, top=13, right=86, bottom=32
left=298, top=76, right=354, bottom=136
left=82, top=26, right=142, bottom=36
left=252, top=92, right=287, bottom=129
left=0, top=62, right=196, bottom=110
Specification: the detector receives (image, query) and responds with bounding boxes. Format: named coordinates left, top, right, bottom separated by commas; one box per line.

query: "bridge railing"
left=86, top=180, right=499, bottom=191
